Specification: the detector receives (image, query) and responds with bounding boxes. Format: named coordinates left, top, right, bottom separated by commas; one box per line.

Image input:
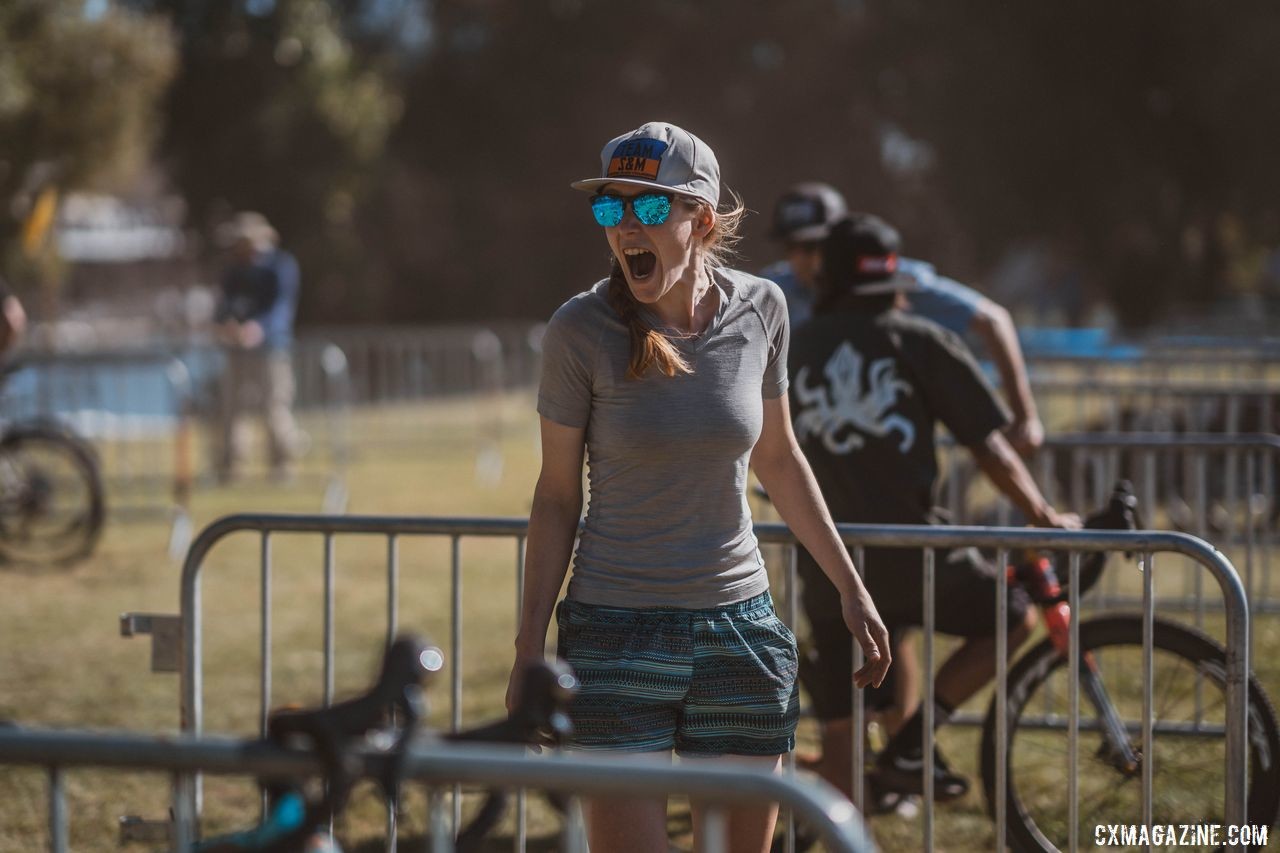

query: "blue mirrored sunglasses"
left=590, top=192, right=673, bottom=227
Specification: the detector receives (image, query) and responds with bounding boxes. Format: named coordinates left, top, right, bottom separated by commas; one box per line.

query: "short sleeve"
left=903, top=262, right=984, bottom=337
left=911, top=325, right=1009, bottom=446
left=757, top=278, right=791, bottom=399
left=536, top=298, right=596, bottom=428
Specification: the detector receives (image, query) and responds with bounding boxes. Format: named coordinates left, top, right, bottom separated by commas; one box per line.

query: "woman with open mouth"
left=506, top=121, right=891, bottom=853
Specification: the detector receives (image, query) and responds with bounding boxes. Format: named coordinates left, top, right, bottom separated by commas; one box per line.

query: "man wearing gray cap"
left=213, top=211, right=301, bottom=483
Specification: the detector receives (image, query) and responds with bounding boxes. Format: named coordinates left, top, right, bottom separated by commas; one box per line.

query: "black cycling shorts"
left=797, top=545, right=1031, bottom=721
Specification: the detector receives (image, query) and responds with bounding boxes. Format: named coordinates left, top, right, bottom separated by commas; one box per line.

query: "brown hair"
left=608, top=190, right=747, bottom=380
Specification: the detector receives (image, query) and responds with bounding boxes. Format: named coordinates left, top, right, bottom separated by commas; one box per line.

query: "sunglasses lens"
left=632, top=193, right=672, bottom=226
left=591, top=195, right=624, bottom=227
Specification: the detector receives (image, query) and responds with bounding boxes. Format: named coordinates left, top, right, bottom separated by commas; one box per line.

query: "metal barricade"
left=135, top=514, right=1251, bottom=853
left=757, top=524, right=1252, bottom=853
left=297, top=324, right=545, bottom=485
left=0, top=728, right=877, bottom=853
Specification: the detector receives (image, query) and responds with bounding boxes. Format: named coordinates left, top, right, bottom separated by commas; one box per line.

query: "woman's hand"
left=841, top=582, right=892, bottom=690
left=505, top=649, right=545, bottom=715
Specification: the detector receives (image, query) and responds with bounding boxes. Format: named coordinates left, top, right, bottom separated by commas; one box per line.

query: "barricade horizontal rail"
left=0, top=728, right=876, bottom=853
left=941, top=432, right=1277, bottom=616
left=1026, top=377, right=1277, bottom=435
left=165, top=513, right=1252, bottom=853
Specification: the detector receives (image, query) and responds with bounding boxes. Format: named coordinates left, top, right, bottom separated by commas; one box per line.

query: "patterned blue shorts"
left=555, top=592, right=800, bottom=756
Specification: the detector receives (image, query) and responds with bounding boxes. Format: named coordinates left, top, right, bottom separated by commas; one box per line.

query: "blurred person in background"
left=506, top=121, right=890, bottom=853
left=0, top=276, right=27, bottom=356
left=213, top=212, right=301, bottom=483
left=762, top=182, right=1044, bottom=455
left=788, top=213, right=1078, bottom=806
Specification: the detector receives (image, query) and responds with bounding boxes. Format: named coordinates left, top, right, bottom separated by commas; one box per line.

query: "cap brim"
left=854, top=271, right=923, bottom=295
left=773, top=223, right=831, bottom=243
left=570, top=177, right=714, bottom=206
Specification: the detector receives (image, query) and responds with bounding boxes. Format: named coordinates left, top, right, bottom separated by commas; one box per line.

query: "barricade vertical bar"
left=429, top=788, right=450, bottom=853
left=387, top=534, right=400, bottom=852
left=388, top=534, right=399, bottom=648
left=703, top=807, right=729, bottom=853
left=996, top=547, right=1008, bottom=853
left=1264, top=452, right=1274, bottom=618
left=1142, top=551, right=1154, bottom=835
left=451, top=535, right=462, bottom=835
left=1068, top=551, right=1081, bottom=853
left=261, top=532, right=273, bottom=736
left=564, top=796, right=587, bottom=853
left=261, top=531, right=273, bottom=819
left=923, top=547, right=935, bottom=853
left=174, top=771, right=195, bottom=852
left=1194, top=454, right=1206, bottom=722
left=324, top=533, right=335, bottom=706
left=1141, top=451, right=1157, bottom=551
left=784, top=544, right=797, bottom=853
left=48, top=767, right=67, bottom=853
left=325, top=531, right=337, bottom=840
left=1245, top=454, right=1256, bottom=652
left=851, top=544, right=866, bottom=815
left=515, top=534, right=527, bottom=853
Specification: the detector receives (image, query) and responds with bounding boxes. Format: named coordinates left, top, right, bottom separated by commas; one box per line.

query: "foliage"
left=130, top=0, right=403, bottom=322
left=0, top=0, right=177, bottom=286
left=376, top=0, right=1280, bottom=328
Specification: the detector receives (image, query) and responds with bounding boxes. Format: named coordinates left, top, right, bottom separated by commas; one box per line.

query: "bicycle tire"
left=980, top=615, right=1280, bottom=852
left=0, top=422, right=105, bottom=566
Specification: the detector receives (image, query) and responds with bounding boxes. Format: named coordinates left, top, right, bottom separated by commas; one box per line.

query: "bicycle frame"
left=1012, top=556, right=1141, bottom=775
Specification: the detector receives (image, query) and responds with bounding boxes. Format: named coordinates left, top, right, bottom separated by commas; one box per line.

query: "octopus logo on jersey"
left=793, top=342, right=916, bottom=454
left=607, top=138, right=669, bottom=180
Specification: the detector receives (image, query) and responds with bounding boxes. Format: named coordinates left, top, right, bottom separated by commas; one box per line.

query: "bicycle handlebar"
left=196, top=638, right=578, bottom=853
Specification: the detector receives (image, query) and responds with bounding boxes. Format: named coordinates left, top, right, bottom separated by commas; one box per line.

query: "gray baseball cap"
left=771, top=182, right=848, bottom=242
left=570, top=121, right=720, bottom=207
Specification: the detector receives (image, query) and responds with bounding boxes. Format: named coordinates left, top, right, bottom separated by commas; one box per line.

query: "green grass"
left=0, top=390, right=1276, bottom=851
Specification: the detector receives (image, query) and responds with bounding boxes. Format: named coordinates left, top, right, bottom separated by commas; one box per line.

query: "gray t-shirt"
left=538, top=267, right=790, bottom=608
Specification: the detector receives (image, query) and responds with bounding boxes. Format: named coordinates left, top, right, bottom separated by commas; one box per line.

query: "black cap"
left=771, top=182, right=848, bottom=242
left=821, top=214, right=921, bottom=295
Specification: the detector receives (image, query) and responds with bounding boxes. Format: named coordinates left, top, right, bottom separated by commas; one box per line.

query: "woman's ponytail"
left=606, top=260, right=692, bottom=380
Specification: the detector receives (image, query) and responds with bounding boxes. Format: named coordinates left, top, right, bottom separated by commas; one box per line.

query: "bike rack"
left=143, top=513, right=1253, bottom=853
left=0, top=727, right=878, bottom=853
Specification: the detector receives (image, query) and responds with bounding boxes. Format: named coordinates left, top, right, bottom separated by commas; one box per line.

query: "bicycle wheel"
left=0, top=423, right=105, bottom=565
left=981, top=615, right=1280, bottom=852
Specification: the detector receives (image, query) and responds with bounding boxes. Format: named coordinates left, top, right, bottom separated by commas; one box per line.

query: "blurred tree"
left=0, top=0, right=177, bottom=296
left=883, top=0, right=1280, bottom=327
left=121, top=0, right=404, bottom=323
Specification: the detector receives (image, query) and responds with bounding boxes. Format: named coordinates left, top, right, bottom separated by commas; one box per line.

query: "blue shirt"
left=761, top=257, right=984, bottom=336
left=216, top=248, right=300, bottom=350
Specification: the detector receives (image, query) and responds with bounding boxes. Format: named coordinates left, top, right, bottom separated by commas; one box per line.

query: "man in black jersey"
left=788, top=213, right=1079, bottom=802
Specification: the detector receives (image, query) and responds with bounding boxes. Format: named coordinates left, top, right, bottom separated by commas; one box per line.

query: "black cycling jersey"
left=788, top=305, right=1009, bottom=528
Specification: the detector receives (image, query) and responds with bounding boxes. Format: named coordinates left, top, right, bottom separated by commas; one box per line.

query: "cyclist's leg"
left=930, top=548, right=1036, bottom=709
left=876, top=547, right=1035, bottom=799
left=797, top=546, right=915, bottom=799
